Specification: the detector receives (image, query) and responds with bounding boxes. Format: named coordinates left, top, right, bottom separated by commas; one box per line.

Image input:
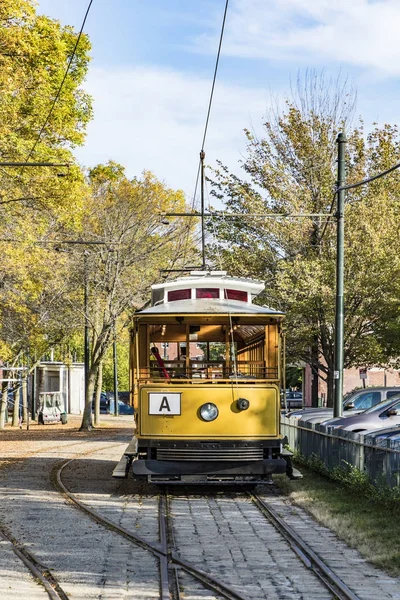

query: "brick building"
left=303, top=365, right=400, bottom=407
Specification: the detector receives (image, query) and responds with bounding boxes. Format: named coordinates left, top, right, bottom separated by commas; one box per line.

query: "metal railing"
left=281, top=415, right=400, bottom=488
left=139, top=361, right=279, bottom=381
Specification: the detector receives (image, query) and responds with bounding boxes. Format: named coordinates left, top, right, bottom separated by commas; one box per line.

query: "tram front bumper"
left=131, top=458, right=287, bottom=477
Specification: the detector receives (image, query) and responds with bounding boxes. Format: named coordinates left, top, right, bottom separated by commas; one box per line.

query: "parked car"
left=4, top=389, right=23, bottom=423
left=92, top=392, right=109, bottom=414
left=113, top=400, right=134, bottom=415
left=286, top=387, right=400, bottom=422
left=282, top=391, right=303, bottom=410
left=342, top=387, right=400, bottom=411
left=92, top=392, right=134, bottom=415
left=323, top=395, right=400, bottom=432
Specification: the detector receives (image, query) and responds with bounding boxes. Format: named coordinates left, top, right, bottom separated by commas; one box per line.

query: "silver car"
left=286, top=387, right=400, bottom=423
left=323, top=396, right=400, bottom=432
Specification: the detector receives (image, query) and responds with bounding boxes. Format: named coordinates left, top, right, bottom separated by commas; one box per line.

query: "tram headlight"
left=199, top=403, right=219, bottom=422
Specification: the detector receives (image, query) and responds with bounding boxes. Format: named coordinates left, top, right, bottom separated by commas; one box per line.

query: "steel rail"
left=162, top=487, right=251, bottom=600
left=159, top=493, right=182, bottom=600
left=0, top=436, right=127, bottom=600
left=249, top=493, right=361, bottom=600
left=54, top=457, right=248, bottom=600
left=158, top=494, right=174, bottom=600
left=0, top=515, right=68, bottom=600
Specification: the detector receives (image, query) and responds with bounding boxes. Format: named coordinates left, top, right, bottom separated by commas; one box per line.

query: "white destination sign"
left=149, top=393, right=181, bottom=415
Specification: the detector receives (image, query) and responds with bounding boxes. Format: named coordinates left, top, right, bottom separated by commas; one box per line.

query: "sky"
left=36, top=0, right=400, bottom=204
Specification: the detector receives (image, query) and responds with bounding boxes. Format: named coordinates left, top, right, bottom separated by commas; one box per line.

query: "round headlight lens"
left=200, top=402, right=219, bottom=422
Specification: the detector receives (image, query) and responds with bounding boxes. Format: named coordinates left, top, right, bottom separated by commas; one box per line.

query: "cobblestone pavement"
left=257, top=489, right=400, bottom=600
left=0, top=433, right=160, bottom=600
left=169, top=490, right=330, bottom=600
left=1, top=423, right=400, bottom=600
left=62, top=443, right=225, bottom=600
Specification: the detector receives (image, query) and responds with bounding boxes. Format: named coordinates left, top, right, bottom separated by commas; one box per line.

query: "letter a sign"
left=149, top=392, right=181, bottom=415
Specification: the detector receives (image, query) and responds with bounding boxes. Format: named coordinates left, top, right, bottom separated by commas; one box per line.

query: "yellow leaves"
left=0, top=0, right=92, bottom=158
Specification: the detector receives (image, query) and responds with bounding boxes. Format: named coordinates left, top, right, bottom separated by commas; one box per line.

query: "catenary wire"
left=24, top=0, right=94, bottom=165
left=319, top=159, right=400, bottom=243
left=171, top=0, right=229, bottom=273
left=205, top=177, right=240, bottom=393
left=191, top=0, right=229, bottom=210
left=201, top=0, right=229, bottom=154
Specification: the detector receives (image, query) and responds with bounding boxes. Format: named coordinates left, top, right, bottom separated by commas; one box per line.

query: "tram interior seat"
left=145, top=321, right=278, bottom=382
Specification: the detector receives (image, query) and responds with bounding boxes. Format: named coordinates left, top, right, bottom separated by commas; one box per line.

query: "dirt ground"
left=0, top=414, right=134, bottom=460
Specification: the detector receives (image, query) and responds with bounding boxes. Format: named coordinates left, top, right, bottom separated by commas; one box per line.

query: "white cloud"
left=194, top=0, right=400, bottom=76
left=74, top=66, right=270, bottom=201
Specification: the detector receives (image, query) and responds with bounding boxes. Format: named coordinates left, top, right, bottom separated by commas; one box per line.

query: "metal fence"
left=281, top=415, right=400, bottom=488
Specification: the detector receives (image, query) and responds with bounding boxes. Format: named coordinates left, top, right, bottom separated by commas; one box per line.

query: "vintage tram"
left=114, top=271, right=292, bottom=483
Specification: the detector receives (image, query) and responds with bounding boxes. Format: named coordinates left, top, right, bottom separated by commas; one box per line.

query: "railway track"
left=54, top=455, right=248, bottom=600
left=248, top=492, right=361, bottom=600
left=46, top=441, right=364, bottom=600
left=53, top=443, right=366, bottom=600
left=0, top=525, right=68, bottom=600
left=0, top=436, right=128, bottom=600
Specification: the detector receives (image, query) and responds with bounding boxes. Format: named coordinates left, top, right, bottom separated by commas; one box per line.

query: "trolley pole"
left=334, top=133, right=347, bottom=418
left=200, top=150, right=206, bottom=269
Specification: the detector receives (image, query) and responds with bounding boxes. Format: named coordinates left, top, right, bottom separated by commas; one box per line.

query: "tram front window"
left=146, top=322, right=277, bottom=381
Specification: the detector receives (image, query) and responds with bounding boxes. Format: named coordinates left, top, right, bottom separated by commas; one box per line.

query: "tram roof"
left=136, top=298, right=284, bottom=316
left=152, top=271, right=264, bottom=291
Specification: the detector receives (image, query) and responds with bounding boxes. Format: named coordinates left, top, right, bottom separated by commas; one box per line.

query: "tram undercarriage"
left=114, top=437, right=293, bottom=484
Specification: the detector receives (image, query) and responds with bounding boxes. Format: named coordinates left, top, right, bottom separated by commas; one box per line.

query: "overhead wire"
left=24, top=0, right=94, bottom=165
left=205, top=175, right=240, bottom=394
left=170, top=0, right=229, bottom=274
left=192, top=0, right=229, bottom=208
left=319, top=159, right=400, bottom=243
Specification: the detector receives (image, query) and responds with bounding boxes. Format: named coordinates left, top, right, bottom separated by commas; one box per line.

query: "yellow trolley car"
left=114, top=271, right=291, bottom=483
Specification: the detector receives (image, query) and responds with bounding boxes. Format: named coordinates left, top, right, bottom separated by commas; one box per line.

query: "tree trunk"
left=311, top=337, right=319, bottom=407
left=94, top=361, right=102, bottom=427
left=22, top=376, right=28, bottom=425
left=12, top=386, right=20, bottom=427
left=326, top=367, right=334, bottom=408
left=79, top=365, right=97, bottom=431
left=0, top=381, right=8, bottom=429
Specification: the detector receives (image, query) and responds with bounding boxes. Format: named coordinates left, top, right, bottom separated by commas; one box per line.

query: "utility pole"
left=334, top=133, right=347, bottom=418
left=200, top=150, right=206, bottom=268
left=113, top=334, right=119, bottom=417
left=83, top=251, right=90, bottom=419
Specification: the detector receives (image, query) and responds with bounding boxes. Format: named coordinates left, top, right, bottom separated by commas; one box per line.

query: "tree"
left=0, top=0, right=92, bottom=213
left=64, top=163, right=197, bottom=430
left=101, top=329, right=129, bottom=391
left=209, top=72, right=400, bottom=405
left=0, top=0, right=93, bottom=409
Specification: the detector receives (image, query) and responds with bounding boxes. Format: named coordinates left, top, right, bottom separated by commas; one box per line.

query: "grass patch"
left=275, top=461, right=400, bottom=576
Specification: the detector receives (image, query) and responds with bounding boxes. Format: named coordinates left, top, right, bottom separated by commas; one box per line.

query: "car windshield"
left=364, top=395, right=400, bottom=414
